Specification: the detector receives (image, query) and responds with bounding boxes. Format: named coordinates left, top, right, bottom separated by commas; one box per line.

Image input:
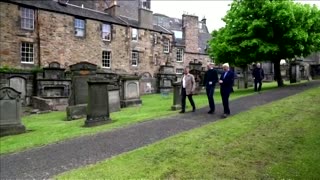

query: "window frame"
left=176, top=48, right=184, bottom=62
left=74, top=18, right=86, bottom=37
left=163, top=39, right=170, bottom=53
left=102, top=23, right=111, bottom=41
left=131, top=28, right=138, bottom=41
left=176, top=68, right=184, bottom=74
left=20, top=7, right=34, bottom=30
left=20, top=42, right=34, bottom=64
left=131, top=51, right=139, bottom=66
left=102, top=51, right=111, bottom=68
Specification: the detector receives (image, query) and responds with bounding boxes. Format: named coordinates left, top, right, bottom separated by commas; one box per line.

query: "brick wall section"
left=182, top=14, right=199, bottom=53
left=0, top=2, right=39, bottom=69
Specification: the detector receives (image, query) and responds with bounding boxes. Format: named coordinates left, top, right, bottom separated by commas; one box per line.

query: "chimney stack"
left=201, top=16, right=206, bottom=25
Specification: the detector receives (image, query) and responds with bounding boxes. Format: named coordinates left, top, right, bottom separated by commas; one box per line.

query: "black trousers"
left=181, top=88, right=195, bottom=111
left=220, top=88, right=230, bottom=114
left=206, top=86, right=215, bottom=112
left=254, top=79, right=262, bottom=91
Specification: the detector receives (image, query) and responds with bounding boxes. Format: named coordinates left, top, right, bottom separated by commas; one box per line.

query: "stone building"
left=0, top=0, right=212, bottom=105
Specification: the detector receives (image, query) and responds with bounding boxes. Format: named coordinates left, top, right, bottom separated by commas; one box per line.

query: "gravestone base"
left=66, top=104, right=87, bottom=120
left=121, top=99, right=142, bottom=108
left=0, top=124, right=26, bottom=137
left=85, top=115, right=111, bottom=127
left=171, top=104, right=181, bottom=111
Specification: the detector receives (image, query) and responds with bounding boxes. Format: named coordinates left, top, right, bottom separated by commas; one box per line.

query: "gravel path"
left=1, top=81, right=319, bottom=179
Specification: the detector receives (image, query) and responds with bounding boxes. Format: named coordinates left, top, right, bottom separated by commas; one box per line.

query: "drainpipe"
left=36, top=9, right=41, bottom=67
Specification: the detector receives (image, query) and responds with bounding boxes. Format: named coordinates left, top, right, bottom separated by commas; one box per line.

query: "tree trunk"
left=242, top=66, right=248, bottom=89
left=274, top=59, right=284, bottom=87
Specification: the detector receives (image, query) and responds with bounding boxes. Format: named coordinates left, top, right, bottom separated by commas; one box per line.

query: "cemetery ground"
left=0, top=82, right=282, bottom=155
left=56, top=85, right=320, bottom=179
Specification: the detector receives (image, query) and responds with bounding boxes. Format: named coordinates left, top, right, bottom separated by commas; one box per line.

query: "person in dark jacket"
left=252, top=63, right=265, bottom=92
left=219, top=63, right=235, bottom=118
left=203, top=62, right=219, bottom=114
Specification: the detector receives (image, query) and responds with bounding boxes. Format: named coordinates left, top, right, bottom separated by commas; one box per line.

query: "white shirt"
left=182, top=75, right=186, bottom=88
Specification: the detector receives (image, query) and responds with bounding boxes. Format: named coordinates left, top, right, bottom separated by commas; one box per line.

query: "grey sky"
left=151, top=1, right=320, bottom=32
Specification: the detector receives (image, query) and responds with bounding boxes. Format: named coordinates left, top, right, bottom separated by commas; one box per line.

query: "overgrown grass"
left=0, top=81, right=301, bottom=155
left=56, top=86, right=320, bottom=179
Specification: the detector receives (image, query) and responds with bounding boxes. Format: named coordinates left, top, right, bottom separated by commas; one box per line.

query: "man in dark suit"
left=252, top=63, right=265, bottom=93
left=219, top=63, right=235, bottom=118
left=203, top=62, right=219, bottom=114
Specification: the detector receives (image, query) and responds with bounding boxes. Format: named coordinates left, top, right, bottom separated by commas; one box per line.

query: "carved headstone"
left=85, top=78, right=112, bottom=127
left=0, top=87, right=26, bottom=137
left=9, top=77, right=26, bottom=105
left=120, top=75, right=142, bottom=107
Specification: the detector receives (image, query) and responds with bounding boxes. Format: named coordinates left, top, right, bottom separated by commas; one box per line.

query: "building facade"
left=0, top=0, right=212, bottom=77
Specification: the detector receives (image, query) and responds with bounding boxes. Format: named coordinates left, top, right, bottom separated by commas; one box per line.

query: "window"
left=141, top=0, right=150, bottom=9
left=20, top=7, right=34, bottom=30
left=132, top=28, right=138, bottom=41
left=74, top=18, right=85, bottom=37
left=102, top=24, right=111, bottom=41
left=131, top=51, right=139, bottom=66
left=176, top=48, right=184, bottom=62
left=21, top=42, right=34, bottom=64
left=102, top=51, right=111, bottom=68
left=163, top=40, right=170, bottom=53
left=176, top=68, right=184, bottom=74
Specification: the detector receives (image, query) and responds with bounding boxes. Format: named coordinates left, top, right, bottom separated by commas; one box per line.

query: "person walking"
left=252, top=63, right=265, bottom=93
left=219, top=63, right=235, bottom=118
left=180, top=67, right=196, bottom=113
left=203, top=62, right=218, bottom=114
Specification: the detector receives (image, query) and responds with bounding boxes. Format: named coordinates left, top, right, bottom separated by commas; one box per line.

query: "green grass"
left=56, top=86, right=320, bottom=179
left=0, top=81, right=303, bottom=155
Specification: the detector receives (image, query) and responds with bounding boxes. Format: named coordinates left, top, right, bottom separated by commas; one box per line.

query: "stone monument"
left=171, top=82, right=182, bottom=110
left=157, top=61, right=177, bottom=95
left=85, top=78, right=112, bottom=127
left=66, top=62, right=97, bottom=120
left=0, top=87, right=26, bottom=137
left=120, top=75, right=142, bottom=107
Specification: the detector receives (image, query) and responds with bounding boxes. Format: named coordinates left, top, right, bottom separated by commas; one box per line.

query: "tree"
left=209, top=0, right=320, bottom=87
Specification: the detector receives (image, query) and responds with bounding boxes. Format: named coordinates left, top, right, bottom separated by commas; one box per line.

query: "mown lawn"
left=0, top=81, right=299, bottom=155
left=56, top=86, right=320, bottom=179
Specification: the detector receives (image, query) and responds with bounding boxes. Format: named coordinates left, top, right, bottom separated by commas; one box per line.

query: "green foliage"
left=56, top=86, right=320, bottom=179
left=0, top=65, right=43, bottom=73
left=209, top=0, right=320, bottom=86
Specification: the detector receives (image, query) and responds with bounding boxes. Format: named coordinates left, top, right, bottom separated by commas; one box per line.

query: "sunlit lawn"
left=56, top=86, right=320, bottom=179
left=0, top=81, right=304, bottom=154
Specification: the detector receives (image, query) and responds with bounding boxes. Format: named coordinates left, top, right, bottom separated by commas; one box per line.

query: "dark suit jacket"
left=220, top=70, right=235, bottom=93
left=203, top=69, right=219, bottom=87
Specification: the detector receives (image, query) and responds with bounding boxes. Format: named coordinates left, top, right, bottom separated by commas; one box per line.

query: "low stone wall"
left=32, top=96, right=68, bottom=111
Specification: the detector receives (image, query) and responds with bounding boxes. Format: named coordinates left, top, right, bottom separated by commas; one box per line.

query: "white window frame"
left=102, top=24, right=111, bottom=41
left=131, top=51, right=139, bottom=66
left=132, top=28, right=138, bottom=41
left=102, top=51, right=111, bottom=68
left=74, top=18, right=85, bottom=37
left=176, top=68, right=184, bottom=74
left=164, top=40, right=170, bottom=53
left=21, top=42, right=34, bottom=64
left=176, top=48, right=184, bottom=62
left=20, top=7, right=34, bottom=30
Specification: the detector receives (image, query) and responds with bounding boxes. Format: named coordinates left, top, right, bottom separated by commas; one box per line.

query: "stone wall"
left=182, top=14, right=199, bottom=53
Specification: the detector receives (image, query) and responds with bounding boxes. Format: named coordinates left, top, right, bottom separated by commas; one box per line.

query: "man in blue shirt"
left=219, top=63, right=235, bottom=118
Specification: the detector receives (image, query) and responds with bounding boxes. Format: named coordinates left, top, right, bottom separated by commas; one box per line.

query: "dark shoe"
left=192, top=107, right=196, bottom=112
left=179, top=111, right=185, bottom=113
left=208, top=110, right=215, bottom=114
left=222, top=114, right=228, bottom=118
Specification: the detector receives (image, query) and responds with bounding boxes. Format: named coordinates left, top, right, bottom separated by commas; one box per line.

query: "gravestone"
left=290, top=60, right=302, bottom=83
left=0, top=87, right=26, bottom=137
left=171, top=82, right=182, bottom=110
left=9, top=77, right=26, bottom=105
left=66, top=62, right=97, bottom=120
left=120, top=75, right=142, bottom=107
left=85, top=78, right=112, bottom=127
left=157, top=62, right=176, bottom=94
left=108, top=85, right=121, bottom=112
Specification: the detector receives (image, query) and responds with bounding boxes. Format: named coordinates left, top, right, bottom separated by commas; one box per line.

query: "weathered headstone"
left=9, top=77, right=26, bottom=105
left=0, top=87, right=26, bottom=137
left=171, top=82, right=182, bottom=110
left=108, top=85, right=121, bottom=112
left=290, top=61, right=302, bottom=83
left=67, top=62, right=97, bottom=120
left=85, top=78, right=111, bottom=127
left=120, top=75, right=142, bottom=107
